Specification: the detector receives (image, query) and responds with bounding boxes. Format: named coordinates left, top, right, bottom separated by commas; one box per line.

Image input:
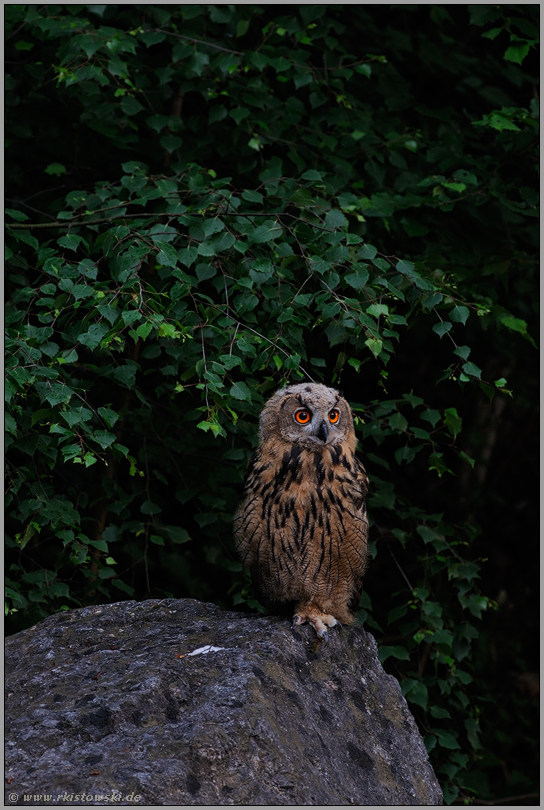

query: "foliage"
left=5, top=5, right=538, bottom=806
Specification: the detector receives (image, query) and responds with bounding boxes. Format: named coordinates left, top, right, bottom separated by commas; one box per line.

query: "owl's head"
left=259, top=383, right=356, bottom=451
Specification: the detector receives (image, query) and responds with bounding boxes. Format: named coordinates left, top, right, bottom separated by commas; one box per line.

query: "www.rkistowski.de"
left=7, top=792, right=142, bottom=804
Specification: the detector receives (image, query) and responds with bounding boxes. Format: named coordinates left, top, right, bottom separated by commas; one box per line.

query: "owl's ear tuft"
left=338, top=389, right=344, bottom=398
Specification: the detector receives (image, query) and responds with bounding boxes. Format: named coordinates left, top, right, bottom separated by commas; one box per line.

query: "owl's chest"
left=259, top=444, right=358, bottom=508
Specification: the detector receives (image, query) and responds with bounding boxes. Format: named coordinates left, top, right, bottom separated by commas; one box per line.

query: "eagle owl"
left=234, top=383, right=369, bottom=642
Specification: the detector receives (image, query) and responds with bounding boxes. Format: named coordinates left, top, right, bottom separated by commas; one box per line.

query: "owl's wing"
left=232, top=448, right=263, bottom=568
left=352, top=454, right=369, bottom=506
left=347, top=454, right=370, bottom=613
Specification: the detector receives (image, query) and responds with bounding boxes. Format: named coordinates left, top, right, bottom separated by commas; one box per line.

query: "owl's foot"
left=292, top=612, right=341, bottom=643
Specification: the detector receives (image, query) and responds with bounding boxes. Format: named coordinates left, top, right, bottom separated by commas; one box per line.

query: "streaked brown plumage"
left=233, top=383, right=369, bottom=641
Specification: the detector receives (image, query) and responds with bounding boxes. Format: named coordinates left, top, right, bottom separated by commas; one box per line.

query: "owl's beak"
left=315, top=420, right=328, bottom=443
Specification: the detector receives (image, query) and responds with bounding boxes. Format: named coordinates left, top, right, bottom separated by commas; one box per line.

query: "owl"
left=233, top=383, right=369, bottom=642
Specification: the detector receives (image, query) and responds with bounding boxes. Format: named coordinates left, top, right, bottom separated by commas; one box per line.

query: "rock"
left=5, top=598, right=442, bottom=806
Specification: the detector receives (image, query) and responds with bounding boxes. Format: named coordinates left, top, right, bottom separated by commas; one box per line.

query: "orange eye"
left=295, top=409, right=311, bottom=424
left=329, top=409, right=340, bottom=424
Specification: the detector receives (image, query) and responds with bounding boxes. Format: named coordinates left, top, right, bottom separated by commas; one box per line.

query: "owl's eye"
left=294, top=409, right=311, bottom=424
left=328, top=409, right=340, bottom=424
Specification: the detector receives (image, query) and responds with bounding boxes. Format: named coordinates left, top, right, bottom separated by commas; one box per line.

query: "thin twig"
left=5, top=199, right=57, bottom=220
left=200, top=322, right=210, bottom=413
left=156, top=28, right=244, bottom=56
left=229, top=322, right=240, bottom=355
left=225, top=316, right=315, bottom=383
left=387, top=545, right=414, bottom=592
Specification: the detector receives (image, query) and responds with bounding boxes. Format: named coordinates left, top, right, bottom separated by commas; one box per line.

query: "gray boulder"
left=5, top=598, right=442, bottom=806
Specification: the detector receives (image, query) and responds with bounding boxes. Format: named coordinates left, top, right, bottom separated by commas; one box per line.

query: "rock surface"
left=5, top=598, right=442, bottom=806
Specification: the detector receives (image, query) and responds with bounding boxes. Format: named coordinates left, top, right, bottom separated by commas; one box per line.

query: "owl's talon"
left=293, top=612, right=340, bottom=642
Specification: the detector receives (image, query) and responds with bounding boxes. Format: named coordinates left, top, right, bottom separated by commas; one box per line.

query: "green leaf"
left=432, top=321, right=452, bottom=338
left=35, top=382, right=73, bottom=407
left=430, top=628, right=454, bottom=648
left=464, top=717, right=482, bottom=749
left=499, top=313, right=532, bottom=340
left=92, top=430, right=117, bottom=449
left=395, top=446, right=416, bottom=465
left=359, top=244, right=377, bottom=260
left=45, top=163, right=67, bottom=177
left=242, top=189, right=264, bottom=204
left=429, top=705, right=451, bottom=719
left=98, top=407, right=119, bottom=428
left=230, top=381, right=252, bottom=401
left=78, top=323, right=109, bottom=350
left=422, top=292, right=443, bottom=310
left=421, top=409, right=441, bottom=427
left=236, top=19, right=250, bottom=37
left=113, top=364, right=137, bottom=387
left=404, top=681, right=429, bottom=709
left=136, top=321, right=153, bottom=340
left=403, top=393, right=424, bottom=408
left=459, top=450, right=475, bottom=468
left=462, top=362, right=482, bottom=379
left=387, top=605, right=408, bottom=624
left=120, top=96, right=144, bottom=116
left=150, top=535, right=165, bottom=546
left=6, top=208, right=29, bottom=221
left=366, top=303, right=389, bottom=319
left=378, top=645, right=411, bottom=664
left=443, top=407, right=462, bottom=439
left=57, top=234, right=84, bottom=252
left=450, top=305, right=470, bottom=324
left=482, top=27, right=502, bottom=41
left=61, top=407, right=93, bottom=427
left=195, top=263, right=217, bottom=282
left=417, top=525, right=443, bottom=546
left=434, top=729, right=460, bottom=750
left=428, top=452, right=453, bottom=477
left=141, top=500, right=161, bottom=515
left=365, top=337, right=382, bottom=358
left=424, top=735, right=437, bottom=754
left=322, top=301, right=341, bottom=319
left=178, top=246, right=198, bottom=267
left=301, top=170, right=324, bottom=181
left=389, top=412, right=408, bottom=432
left=249, top=260, right=274, bottom=283
left=157, top=243, right=178, bottom=268
left=164, top=525, right=191, bottom=544
left=290, top=188, right=314, bottom=207
left=442, top=182, right=466, bottom=193
left=453, top=345, right=471, bottom=361
left=325, top=209, right=348, bottom=229
left=251, top=221, right=282, bottom=243
left=160, top=134, right=183, bottom=153
left=504, top=41, right=531, bottom=64
left=395, top=259, right=415, bottom=275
